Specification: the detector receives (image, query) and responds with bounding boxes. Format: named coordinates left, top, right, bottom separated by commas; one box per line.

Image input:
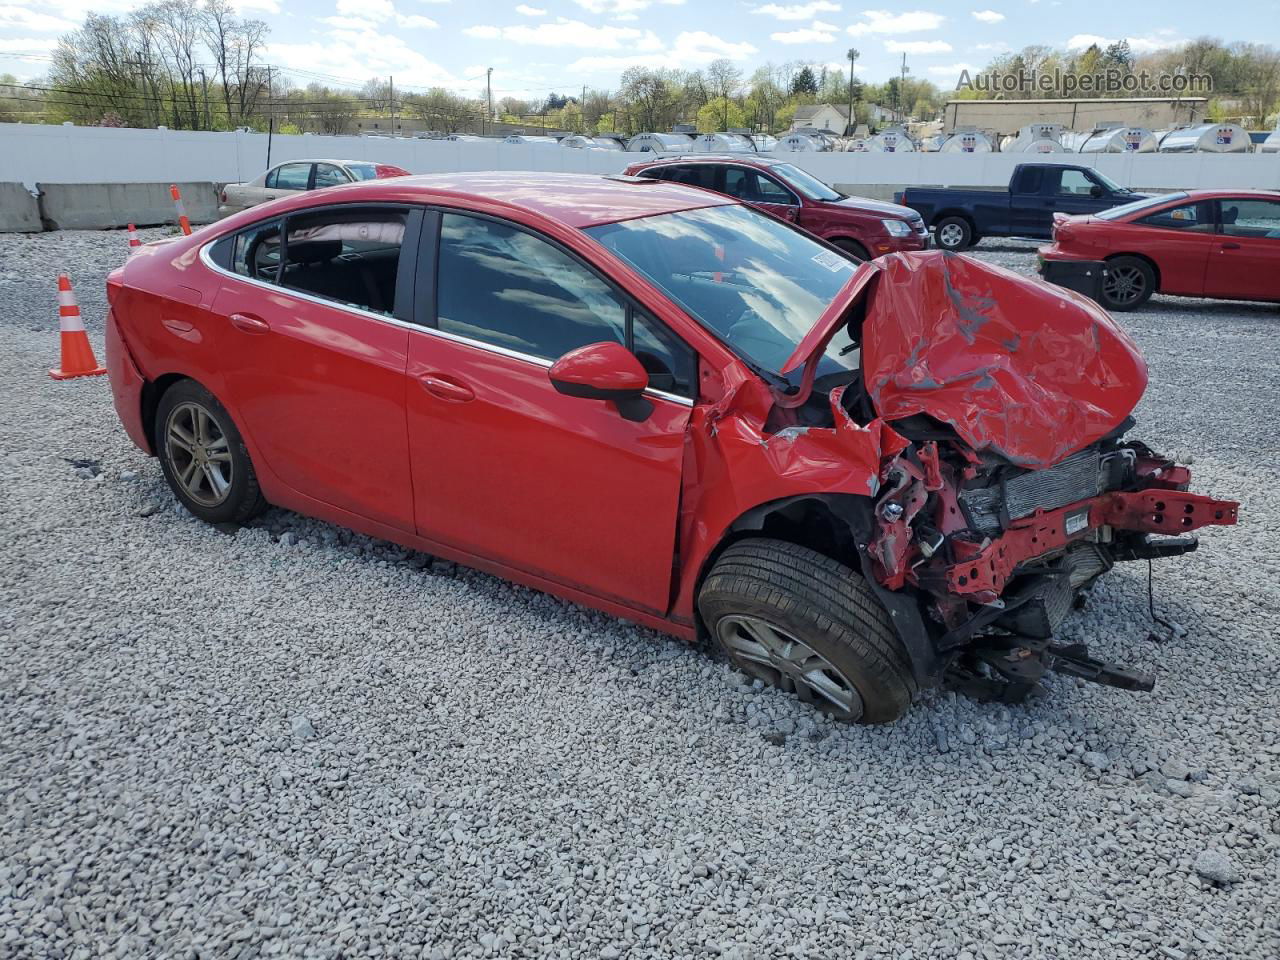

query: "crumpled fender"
left=862, top=251, right=1148, bottom=469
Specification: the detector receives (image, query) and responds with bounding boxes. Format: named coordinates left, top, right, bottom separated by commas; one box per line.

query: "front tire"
left=698, top=539, right=915, bottom=724
left=934, top=216, right=973, bottom=251
left=155, top=379, right=266, bottom=525
left=1101, top=256, right=1155, bottom=311
left=831, top=238, right=870, bottom=262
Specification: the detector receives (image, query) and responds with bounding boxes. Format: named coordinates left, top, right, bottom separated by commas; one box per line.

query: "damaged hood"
left=783, top=251, right=1148, bottom=469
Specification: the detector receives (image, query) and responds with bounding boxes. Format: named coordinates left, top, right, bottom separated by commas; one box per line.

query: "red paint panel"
left=104, top=308, right=152, bottom=455
left=208, top=284, right=415, bottom=532
left=405, top=331, right=690, bottom=617
left=860, top=251, right=1148, bottom=468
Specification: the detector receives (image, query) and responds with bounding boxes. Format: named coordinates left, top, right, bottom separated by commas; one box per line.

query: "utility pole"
left=389, top=75, right=395, bottom=135
left=485, top=67, right=493, bottom=136
left=265, top=64, right=274, bottom=168
left=899, top=52, right=909, bottom=123
left=847, top=47, right=859, bottom=136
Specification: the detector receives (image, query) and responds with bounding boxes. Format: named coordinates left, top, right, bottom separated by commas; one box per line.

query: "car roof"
left=1175, top=189, right=1280, bottom=200
left=629, top=154, right=782, bottom=168
left=355, top=171, right=737, bottom=228
left=271, top=159, right=381, bottom=167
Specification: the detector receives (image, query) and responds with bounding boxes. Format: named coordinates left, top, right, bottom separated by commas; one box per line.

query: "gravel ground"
left=2, top=228, right=1278, bottom=960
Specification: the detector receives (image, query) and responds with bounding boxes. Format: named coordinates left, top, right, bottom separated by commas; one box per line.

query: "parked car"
left=218, top=159, right=410, bottom=216
left=105, top=173, right=1237, bottom=723
left=623, top=154, right=928, bottom=260
left=1038, top=190, right=1280, bottom=310
left=897, top=163, right=1149, bottom=251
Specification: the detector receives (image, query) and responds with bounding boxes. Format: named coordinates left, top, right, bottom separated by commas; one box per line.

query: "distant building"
left=790, top=102, right=892, bottom=135
left=943, top=97, right=1208, bottom=137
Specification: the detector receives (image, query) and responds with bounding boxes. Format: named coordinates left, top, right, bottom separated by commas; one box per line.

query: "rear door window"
left=272, top=163, right=312, bottom=191
left=278, top=208, right=408, bottom=316
left=1137, top=201, right=1214, bottom=232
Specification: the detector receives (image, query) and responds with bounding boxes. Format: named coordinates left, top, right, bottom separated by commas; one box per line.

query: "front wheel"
left=698, top=539, right=915, bottom=724
left=831, top=238, right=870, bottom=262
left=155, top=379, right=267, bottom=525
left=1101, top=256, right=1155, bottom=311
left=934, top=216, right=973, bottom=251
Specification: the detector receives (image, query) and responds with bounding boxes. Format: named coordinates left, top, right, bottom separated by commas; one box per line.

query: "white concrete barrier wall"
left=2, top=122, right=1278, bottom=192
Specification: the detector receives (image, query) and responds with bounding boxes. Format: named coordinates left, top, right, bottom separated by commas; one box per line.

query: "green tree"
left=790, top=65, right=818, bottom=97
left=696, top=97, right=745, bottom=132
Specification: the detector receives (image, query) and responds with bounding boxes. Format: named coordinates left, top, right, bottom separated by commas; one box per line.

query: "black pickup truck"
left=896, top=163, right=1149, bottom=251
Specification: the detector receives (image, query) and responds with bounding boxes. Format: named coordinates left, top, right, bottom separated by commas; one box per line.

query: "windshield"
left=1096, top=192, right=1187, bottom=220
left=586, top=204, right=860, bottom=383
left=345, top=163, right=380, bottom=181
left=1090, top=168, right=1131, bottom=194
left=773, top=163, right=843, bottom=201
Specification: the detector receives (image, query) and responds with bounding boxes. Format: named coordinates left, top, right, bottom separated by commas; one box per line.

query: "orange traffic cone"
left=49, top=274, right=107, bottom=381
left=127, top=222, right=141, bottom=253
left=170, top=184, right=192, bottom=236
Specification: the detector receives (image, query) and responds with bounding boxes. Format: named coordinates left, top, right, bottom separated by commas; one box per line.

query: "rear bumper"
left=1037, top=254, right=1107, bottom=301
left=104, top=308, right=153, bottom=456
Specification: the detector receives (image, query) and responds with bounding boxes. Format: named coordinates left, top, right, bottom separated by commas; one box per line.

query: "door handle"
left=230, top=312, right=270, bottom=334
left=1220, top=242, right=1241, bottom=250
left=418, top=373, right=475, bottom=403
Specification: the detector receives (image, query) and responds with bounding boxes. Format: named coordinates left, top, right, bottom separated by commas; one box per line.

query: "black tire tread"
left=699, top=539, right=915, bottom=723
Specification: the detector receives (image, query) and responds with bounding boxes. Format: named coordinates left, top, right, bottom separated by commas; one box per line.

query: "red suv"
left=105, top=173, right=1236, bottom=723
left=623, top=154, right=928, bottom=260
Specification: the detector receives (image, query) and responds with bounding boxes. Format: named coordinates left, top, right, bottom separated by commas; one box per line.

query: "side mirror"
left=1090, top=184, right=1104, bottom=198
left=548, top=341, right=653, bottom=422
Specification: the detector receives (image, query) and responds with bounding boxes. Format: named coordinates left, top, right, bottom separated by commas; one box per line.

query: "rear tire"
left=698, top=539, right=915, bottom=724
left=155, top=379, right=267, bottom=526
left=934, top=216, right=973, bottom=251
left=1101, top=255, right=1155, bottom=311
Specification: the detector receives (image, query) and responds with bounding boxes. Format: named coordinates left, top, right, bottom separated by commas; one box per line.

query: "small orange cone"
left=127, top=222, right=141, bottom=253
left=50, top=273, right=107, bottom=381
left=170, top=184, right=192, bottom=236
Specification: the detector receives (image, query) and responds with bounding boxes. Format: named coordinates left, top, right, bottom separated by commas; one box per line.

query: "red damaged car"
left=1039, top=189, right=1280, bottom=310
left=623, top=154, right=929, bottom=261
left=105, top=172, right=1238, bottom=723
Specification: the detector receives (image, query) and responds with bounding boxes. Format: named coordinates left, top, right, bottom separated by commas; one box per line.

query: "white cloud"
left=1065, top=33, right=1178, bottom=54
left=928, top=62, right=976, bottom=77
left=0, top=5, right=79, bottom=31
left=885, top=39, right=952, bottom=54
left=753, top=1, right=841, bottom=20
left=847, top=10, right=944, bottom=36
left=399, top=13, right=438, bottom=27
left=975, top=41, right=1010, bottom=51
left=567, top=30, right=757, bottom=71
left=0, top=35, right=54, bottom=54
left=234, top=0, right=281, bottom=12
left=822, top=59, right=865, bottom=74
left=269, top=23, right=455, bottom=88
left=571, top=0, right=685, bottom=13
left=514, top=3, right=546, bottom=13
left=464, top=18, right=661, bottom=50
left=772, top=20, right=838, bottom=44
left=971, top=9, right=1004, bottom=23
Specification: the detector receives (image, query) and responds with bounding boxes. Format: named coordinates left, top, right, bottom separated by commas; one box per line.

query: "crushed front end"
left=774, top=250, right=1240, bottom=701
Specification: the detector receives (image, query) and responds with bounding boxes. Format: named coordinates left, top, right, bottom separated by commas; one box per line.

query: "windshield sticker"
left=812, top=250, right=852, bottom=272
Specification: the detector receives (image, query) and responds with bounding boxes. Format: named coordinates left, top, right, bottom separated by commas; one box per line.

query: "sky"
left=0, top=0, right=1274, bottom=101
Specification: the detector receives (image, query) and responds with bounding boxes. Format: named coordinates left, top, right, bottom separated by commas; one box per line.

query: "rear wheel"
left=698, top=539, right=915, bottom=724
left=934, top=216, right=973, bottom=251
left=155, top=379, right=267, bottom=525
left=1101, top=256, right=1155, bottom=311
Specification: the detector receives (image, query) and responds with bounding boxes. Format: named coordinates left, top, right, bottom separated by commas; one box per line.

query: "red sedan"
left=1039, top=189, right=1280, bottom=310
left=105, top=173, right=1236, bottom=723
left=623, top=154, right=929, bottom=260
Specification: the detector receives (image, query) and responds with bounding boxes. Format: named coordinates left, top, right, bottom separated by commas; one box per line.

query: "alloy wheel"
left=164, top=401, right=234, bottom=507
left=1103, top=265, right=1146, bottom=304
left=716, top=614, right=864, bottom=719
left=938, top=223, right=965, bottom=248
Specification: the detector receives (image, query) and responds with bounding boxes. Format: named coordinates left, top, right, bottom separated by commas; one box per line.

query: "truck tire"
left=698, top=539, right=915, bottom=724
left=934, top=216, right=973, bottom=251
left=1101, top=256, right=1155, bottom=311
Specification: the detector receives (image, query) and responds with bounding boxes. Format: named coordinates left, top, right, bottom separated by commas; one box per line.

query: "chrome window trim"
left=197, top=239, right=694, bottom=408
